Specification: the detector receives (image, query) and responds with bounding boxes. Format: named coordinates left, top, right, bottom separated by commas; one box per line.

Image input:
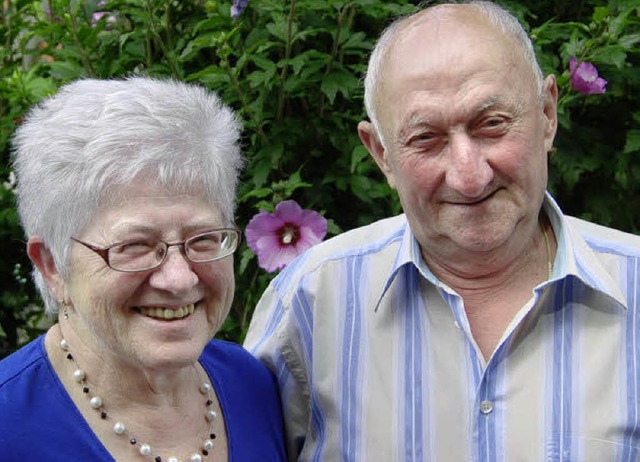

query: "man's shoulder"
left=299, top=213, right=406, bottom=263
left=566, top=216, right=640, bottom=257
left=276, top=214, right=407, bottom=283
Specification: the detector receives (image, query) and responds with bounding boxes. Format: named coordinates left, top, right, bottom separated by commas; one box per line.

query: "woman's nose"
left=148, top=246, right=199, bottom=293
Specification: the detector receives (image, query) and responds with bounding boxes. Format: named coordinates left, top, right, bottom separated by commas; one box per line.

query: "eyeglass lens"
left=108, top=230, right=238, bottom=271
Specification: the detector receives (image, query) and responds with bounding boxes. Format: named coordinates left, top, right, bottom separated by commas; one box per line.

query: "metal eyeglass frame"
left=70, top=228, right=241, bottom=273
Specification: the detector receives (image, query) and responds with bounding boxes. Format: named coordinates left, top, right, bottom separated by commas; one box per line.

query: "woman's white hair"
left=363, top=0, right=545, bottom=145
left=11, top=77, right=243, bottom=315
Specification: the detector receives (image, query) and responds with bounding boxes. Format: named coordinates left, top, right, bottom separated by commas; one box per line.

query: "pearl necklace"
left=60, top=338, right=217, bottom=462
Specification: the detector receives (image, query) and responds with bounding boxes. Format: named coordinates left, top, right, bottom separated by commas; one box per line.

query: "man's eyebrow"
left=477, top=96, right=526, bottom=114
left=395, top=113, right=434, bottom=143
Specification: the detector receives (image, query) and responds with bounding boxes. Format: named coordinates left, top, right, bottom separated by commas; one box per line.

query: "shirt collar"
left=373, top=192, right=627, bottom=312
left=543, top=192, right=627, bottom=308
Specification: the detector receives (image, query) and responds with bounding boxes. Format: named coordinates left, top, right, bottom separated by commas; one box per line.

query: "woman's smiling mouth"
left=137, top=303, right=195, bottom=320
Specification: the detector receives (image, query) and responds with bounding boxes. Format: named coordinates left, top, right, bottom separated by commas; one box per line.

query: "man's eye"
left=476, top=117, right=509, bottom=135
left=408, top=132, right=437, bottom=145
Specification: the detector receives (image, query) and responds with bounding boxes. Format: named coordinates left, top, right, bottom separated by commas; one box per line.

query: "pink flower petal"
left=273, top=200, right=306, bottom=222
left=260, top=245, right=300, bottom=272
left=569, top=57, right=577, bottom=73
left=245, top=211, right=284, bottom=248
left=244, top=199, right=328, bottom=272
left=569, top=57, right=607, bottom=95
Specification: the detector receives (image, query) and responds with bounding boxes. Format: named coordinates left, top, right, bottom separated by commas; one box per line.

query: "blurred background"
left=0, top=0, right=638, bottom=357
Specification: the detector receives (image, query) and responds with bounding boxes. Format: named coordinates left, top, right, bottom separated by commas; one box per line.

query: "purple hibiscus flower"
left=245, top=200, right=328, bottom=273
left=231, top=0, right=249, bottom=19
left=569, top=57, right=607, bottom=95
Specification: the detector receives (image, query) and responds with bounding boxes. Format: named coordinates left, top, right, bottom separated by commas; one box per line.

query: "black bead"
left=67, top=353, right=73, bottom=360
left=210, top=433, right=216, bottom=439
left=206, top=399, right=212, bottom=406
left=203, top=449, right=209, bottom=456
left=155, top=457, right=161, bottom=462
left=130, top=438, right=136, bottom=445
left=83, top=386, right=89, bottom=393
left=100, top=411, right=107, bottom=419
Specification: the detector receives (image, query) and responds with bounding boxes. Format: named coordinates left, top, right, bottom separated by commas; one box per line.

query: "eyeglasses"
left=70, top=228, right=241, bottom=273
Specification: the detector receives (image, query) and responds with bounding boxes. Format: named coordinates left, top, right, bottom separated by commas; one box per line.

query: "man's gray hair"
left=11, top=77, right=243, bottom=315
left=363, top=0, right=545, bottom=143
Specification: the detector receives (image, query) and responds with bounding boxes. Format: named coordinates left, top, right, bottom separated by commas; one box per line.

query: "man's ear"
left=27, top=236, right=65, bottom=302
left=357, top=120, right=397, bottom=189
left=541, top=74, right=558, bottom=154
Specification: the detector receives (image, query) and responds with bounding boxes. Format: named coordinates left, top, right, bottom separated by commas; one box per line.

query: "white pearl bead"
left=203, top=439, right=214, bottom=451
left=205, top=410, right=217, bottom=421
left=113, top=422, right=126, bottom=434
left=199, top=382, right=211, bottom=394
left=60, top=339, right=69, bottom=351
left=139, top=444, right=152, bottom=455
left=90, top=396, right=102, bottom=409
left=190, top=454, right=203, bottom=462
left=73, top=369, right=85, bottom=382
left=168, top=457, right=179, bottom=462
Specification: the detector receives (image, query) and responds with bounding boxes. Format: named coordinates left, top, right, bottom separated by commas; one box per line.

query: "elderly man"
left=245, top=1, right=640, bottom=460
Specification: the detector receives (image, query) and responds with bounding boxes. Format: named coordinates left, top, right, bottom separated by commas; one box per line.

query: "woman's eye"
left=112, top=241, right=154, bottom=255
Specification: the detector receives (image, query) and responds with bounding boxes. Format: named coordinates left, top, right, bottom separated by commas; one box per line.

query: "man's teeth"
left=140, top=304, right=195, bottom=320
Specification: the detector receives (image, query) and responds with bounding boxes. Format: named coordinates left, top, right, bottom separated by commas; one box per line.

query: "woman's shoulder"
left=201, top=339, right=286, bottom=460
left=0, top=336, right=47, bottom=388
left=200, top=339, right=274, bottom=384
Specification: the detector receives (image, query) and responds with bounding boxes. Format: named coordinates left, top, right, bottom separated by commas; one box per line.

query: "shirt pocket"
left=546, top=435, right=640, bottom=462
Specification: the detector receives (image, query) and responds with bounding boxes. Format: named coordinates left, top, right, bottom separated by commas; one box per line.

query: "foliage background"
left=0, top=0, right=638, bottom=357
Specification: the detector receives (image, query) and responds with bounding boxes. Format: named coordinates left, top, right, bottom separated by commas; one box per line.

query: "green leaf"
left=350, top=145, right=370, bottom=173
left=624, top=130, right=640, bottom=154
left=589, top=46, right=627, bottom=68
left=321, top=69, right=359, bottom=104
left=620, top=33, right=640, bottom=50
left=48, top=61, right=85, bottom=81
left=592, top=7, right=610, bottom=24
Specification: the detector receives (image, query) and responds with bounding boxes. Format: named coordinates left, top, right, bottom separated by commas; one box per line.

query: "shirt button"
left=480, top=400, right=493, bottom=414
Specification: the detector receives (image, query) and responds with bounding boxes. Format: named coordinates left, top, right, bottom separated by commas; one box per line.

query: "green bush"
left=0, top=0, right=638, bottom=356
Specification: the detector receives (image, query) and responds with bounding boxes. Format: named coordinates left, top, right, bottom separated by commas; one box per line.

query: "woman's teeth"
left=139, top=304, right=195, bottom=320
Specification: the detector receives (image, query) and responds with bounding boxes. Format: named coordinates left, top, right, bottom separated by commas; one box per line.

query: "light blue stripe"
left=550, top=279, right=574, bottom=456
left=246, top=297, right=287, bottom=357
left=623, top=257, right=639, bottom=462
left=439, top=288, right=482, bottom=459
left=340, top=257, right=364, bottom=461
left=292, top=287, right=314, bottom=370
left=403, top=267, right=424, bottom=461
left=290, top=288, right=327, bottom=462
left=310, top=392, right=326, bottom=462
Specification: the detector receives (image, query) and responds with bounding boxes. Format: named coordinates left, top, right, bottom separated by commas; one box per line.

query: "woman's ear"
left=27, top=236, right=65, bottom=302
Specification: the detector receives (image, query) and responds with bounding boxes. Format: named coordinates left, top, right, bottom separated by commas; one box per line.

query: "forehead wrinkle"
left=401, top=94, right=526, bottom=128
left=92, top=218, right=222, bottom=241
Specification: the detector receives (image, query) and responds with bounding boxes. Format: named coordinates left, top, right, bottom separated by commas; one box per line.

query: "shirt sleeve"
left=244, top=283, right=311, bottom=461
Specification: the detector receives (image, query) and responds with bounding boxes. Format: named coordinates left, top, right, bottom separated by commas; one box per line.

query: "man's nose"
left=444, top=134, right=494, bottom=198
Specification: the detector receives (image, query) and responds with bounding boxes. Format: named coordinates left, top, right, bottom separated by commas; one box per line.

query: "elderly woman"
left=0, top=78, right=286, bottom=461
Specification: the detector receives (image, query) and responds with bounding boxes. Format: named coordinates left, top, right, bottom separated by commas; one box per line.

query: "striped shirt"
left=244, top=193, right=640, bottom=462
